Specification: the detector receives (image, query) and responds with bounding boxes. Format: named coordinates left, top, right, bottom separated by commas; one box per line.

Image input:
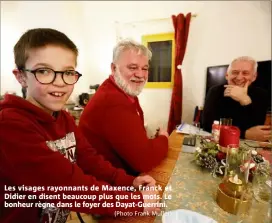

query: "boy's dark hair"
left=14, top=28, right=78, bottom=69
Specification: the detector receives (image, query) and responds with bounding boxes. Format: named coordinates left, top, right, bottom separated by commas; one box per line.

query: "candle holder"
left=216, top=144, right=253, bottom=215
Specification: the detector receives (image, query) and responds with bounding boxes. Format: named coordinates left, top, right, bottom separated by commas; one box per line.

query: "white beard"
left=113, top=69, right=146, bottom=97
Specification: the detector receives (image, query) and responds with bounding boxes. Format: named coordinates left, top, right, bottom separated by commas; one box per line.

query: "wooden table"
left=67, top=131, right=184, bottom=223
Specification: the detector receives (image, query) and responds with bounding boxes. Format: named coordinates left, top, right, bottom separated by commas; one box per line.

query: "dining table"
left=67, top=131, right=270, bottom=223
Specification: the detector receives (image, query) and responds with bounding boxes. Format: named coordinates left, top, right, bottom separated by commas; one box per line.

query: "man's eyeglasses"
left=21, top=68, right=82, bottom=85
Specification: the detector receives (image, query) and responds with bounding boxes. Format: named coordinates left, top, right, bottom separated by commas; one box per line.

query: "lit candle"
left=229, top=174, right=242, bottom=185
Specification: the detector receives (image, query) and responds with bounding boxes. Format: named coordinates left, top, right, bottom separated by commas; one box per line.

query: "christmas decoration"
left=194, top=136, right=269, bottom=178
left=252, top=154, right=264, bottom=164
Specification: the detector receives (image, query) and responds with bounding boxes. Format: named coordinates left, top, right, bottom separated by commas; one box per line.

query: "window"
left=142, top=33, right=175, bottom=88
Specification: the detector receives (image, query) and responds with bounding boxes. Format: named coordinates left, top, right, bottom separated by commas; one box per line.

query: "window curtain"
left=167, top=13, right=191, bottom=134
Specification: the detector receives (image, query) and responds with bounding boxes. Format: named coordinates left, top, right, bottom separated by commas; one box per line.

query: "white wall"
left=1, top=1, right=271, bottom=134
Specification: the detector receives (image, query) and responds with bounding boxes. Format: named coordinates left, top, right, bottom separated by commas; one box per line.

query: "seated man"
left=79, top=39, right=169, bottom=176
left=203, top=56, right=271, bottom=142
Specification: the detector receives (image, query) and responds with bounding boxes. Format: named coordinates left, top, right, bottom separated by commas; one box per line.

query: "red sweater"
left=0, top=95, right=143, bottom=223
left=79, top=77, right=168, bottom=176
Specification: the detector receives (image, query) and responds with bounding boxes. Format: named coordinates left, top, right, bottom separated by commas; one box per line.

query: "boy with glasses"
left=0, top=28, right=160, bottom=223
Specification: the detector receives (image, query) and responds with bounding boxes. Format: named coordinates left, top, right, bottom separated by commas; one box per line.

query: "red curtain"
left=167, top=13, right=191, bottom=134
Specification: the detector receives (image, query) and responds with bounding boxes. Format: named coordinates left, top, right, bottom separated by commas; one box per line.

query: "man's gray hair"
left=227, top=56, right=258, bottom=74
left=112, top=39, right=152, bottom=63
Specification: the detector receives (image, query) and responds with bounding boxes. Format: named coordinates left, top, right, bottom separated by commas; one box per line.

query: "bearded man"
left=79, top=39, right=169, bottom=176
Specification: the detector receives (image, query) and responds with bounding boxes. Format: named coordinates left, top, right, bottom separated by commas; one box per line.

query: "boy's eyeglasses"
left=21, top=68, right=82, bottom=85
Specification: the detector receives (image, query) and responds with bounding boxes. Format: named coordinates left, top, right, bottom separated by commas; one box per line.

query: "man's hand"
left=133, top=175, right=156, bottom=189
left=158, top=127, right=169, bottom=138
left=245, top=125, right=272, bottom=142
left=224, top=81, right=251, bottom=105
left=140, top=190, right=161, bottom=214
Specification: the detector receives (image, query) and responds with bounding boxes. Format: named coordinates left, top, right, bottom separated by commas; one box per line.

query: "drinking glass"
left=264, top=108, right=271, bottom=126
left=189, top=121, right=200, bottom=138
left=224, top=144, right=251, bottom=183
left=193, top=121, right=201, bottom=135
left=265, top=108, right=272, bottom=144
left=253, top=163, right=271, bottom=204
left=220, top=118, right=232, bottom=126
left=237, top=162, right=271, bottom=222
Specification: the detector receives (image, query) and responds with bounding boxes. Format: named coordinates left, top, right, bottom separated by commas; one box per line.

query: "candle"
left=229, top=174, right=242, bottom=185
left=219, top=126, right=240, bottom=148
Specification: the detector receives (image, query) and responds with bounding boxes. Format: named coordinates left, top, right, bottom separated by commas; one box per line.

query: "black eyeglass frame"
left=20, top=68, right=82, bottom=85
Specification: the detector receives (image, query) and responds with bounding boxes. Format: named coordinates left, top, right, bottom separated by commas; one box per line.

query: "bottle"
left=212, top=120, right=220, bottom=142
left=194, top=106, right=203, bottom=123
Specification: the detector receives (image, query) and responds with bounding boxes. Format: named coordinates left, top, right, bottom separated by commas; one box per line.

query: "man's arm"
left=223, top=84, right=269, bottom=139
left=75, top=126, right=137, bottom=186
left=243, top=89, right=268, bottom=123
left=241, top=89, right=270, bottom=139
left=202, top=86, right=222, bottom=132
left=244, top=125, right=271, bottom=141
left=100, top=105, right=168, bottom=173
left=64, top=111, right=157, bottom=188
